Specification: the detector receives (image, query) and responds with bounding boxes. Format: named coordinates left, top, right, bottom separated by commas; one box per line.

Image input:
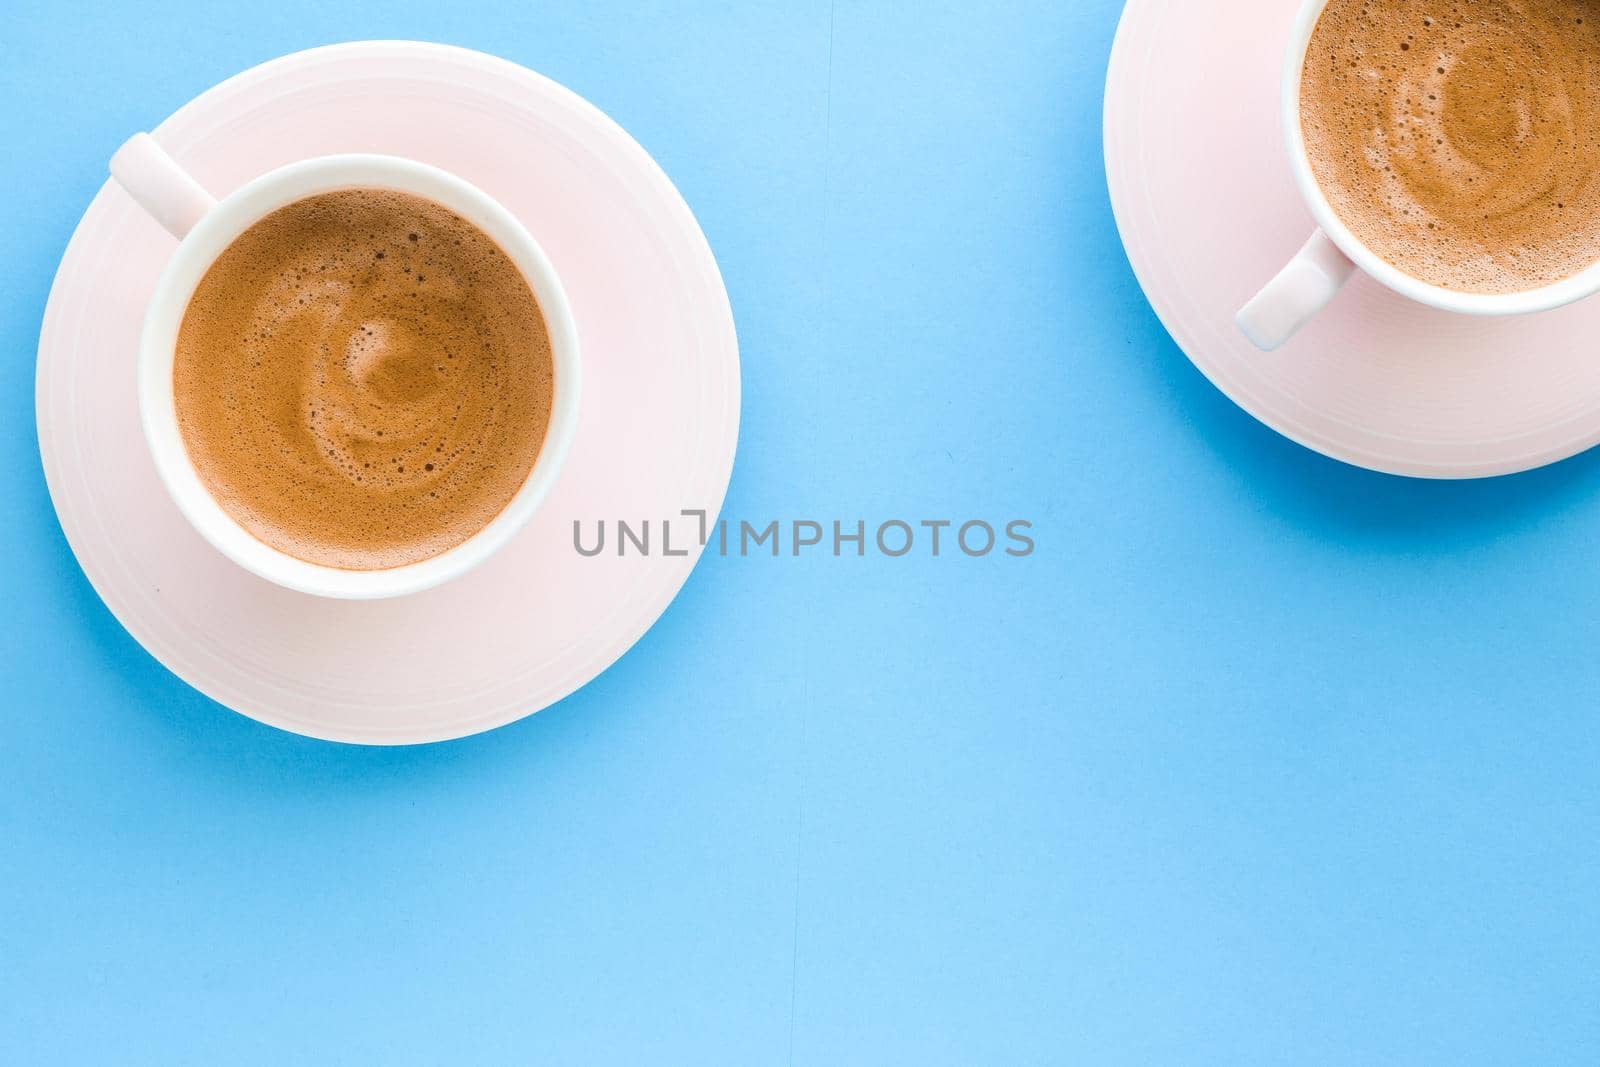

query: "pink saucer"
left=1106, top=0, right=1600, bottom=478
left=36, top=42, right=740, bottom=743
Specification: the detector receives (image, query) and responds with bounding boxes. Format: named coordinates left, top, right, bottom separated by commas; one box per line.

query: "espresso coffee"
left=1301, top=0, right=1600, bottom=293
left=174, top=188, right=554, bottom=570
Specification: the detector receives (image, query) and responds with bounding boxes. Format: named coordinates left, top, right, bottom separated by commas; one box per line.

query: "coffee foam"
left=174, top=188, right=554, bottom=570
left=1301, top=0, right=1600, bottom=294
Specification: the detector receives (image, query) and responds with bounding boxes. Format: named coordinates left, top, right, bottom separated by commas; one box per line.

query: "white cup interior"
left=1282, top=0, right=1600, bottom=316
left=139, top=155, right=580, bottom=599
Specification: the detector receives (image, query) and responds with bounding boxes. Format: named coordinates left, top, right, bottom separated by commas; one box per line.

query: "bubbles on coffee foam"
left=172, top=188, right=555, bottom=569
left=1301, top=0, right=1600, bottom=293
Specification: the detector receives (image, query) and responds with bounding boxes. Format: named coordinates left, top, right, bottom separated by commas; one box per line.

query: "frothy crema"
left=1301, top=0, right=1600, bottom=293
left=174, top=188, right=554, bottom=570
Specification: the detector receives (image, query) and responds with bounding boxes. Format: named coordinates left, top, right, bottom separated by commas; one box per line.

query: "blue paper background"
left=4, top=1, right=1599, bottom=1063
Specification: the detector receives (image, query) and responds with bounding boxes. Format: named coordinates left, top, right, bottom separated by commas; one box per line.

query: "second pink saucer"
left=1107, top=0, right=1600, bottom=478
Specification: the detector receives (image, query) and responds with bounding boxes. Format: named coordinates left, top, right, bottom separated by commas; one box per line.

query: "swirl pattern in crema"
left=174, top=189, right=554, bottom=570
left=1301, top=0, right=1600, bottom=293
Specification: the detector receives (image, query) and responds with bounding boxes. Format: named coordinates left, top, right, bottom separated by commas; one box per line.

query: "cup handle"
left=109, top=133, right=218, bottom=241
left=1236, top=229, right=1356, bottom=351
